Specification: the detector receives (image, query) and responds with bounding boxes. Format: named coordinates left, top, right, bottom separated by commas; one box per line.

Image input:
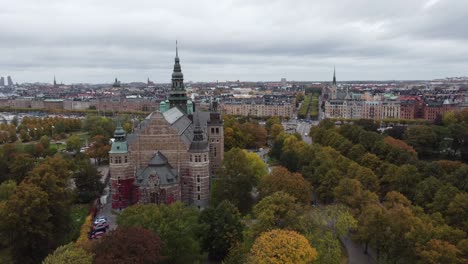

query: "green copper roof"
left=109, top=141, right=128, bottom=154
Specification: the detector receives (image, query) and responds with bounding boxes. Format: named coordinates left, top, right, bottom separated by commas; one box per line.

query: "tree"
left=86, top=135, right=111, bottom=165
left=26, top=156, right=74, bottom=244
left=40, top=135, right=51, bottom=149
left=0, top=180, right=16, bottom=201
left=43, top=243, right=93, bottom=264
left=211, top=148, right=260, bottom=213
left=310, top=230, right=342, bottom=264
left=404, top=125, right=437, bottom=157
left=417, top=239, right=462, bottom=264
left=92, top=227, right=162, bottom=264
left=446, top=193, right=468, bottom=232
left=66, top=135, right=82, bottom=153
left=244, top=150, right=268, bottom=181
left=199, top=201, right=244, bottom=261
left=270, top=123, right=284, bottom=140
left=249, top=229, right=317, bottom=264
left=251, top=192, right=304, bottom=237
left=334, top=178, right=364, bottom=209
left=0, top=182, right=52, bottom=264
left=259, top=166, right=312, bottom=203
left=117, top=203, right=202, bottom=263
left=9, top=153, right=35, bottom=183
left=73, top=160, right=104, bottom=203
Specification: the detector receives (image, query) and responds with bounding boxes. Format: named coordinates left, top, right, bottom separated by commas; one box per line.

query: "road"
left=296, top=121, right=313, bottom=144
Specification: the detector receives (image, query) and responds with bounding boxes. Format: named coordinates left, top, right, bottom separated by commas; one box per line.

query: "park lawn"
left=0, top=247, right=13, bottom=264
left=64, top=204, right=90, bottom=244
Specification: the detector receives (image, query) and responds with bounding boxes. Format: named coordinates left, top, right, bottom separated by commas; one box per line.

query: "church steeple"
left=169, top=41, right=189, bottom=113
left=53, top=75, right=57, bottom=87
left=333, top=67, right=336, bottom=86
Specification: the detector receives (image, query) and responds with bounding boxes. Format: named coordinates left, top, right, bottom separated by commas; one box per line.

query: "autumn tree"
left=259, top=166, right=312, bottom=203
left=0, top=182, right=52, bottom=264
left=249, top=229, right=317, bottom=264
left=86, top=135, right=111, bottom=165
left=251, top=192, right=304, bottom=237
left=9, top=153, right=35, bottom=183
left=92, top=226, right=162, bottom=264
left=43, top=243, right=93, bottom=264
left=199, top=200, right=244, bottom=261
left=417, top=239, right=462, bottom=264
left=117, top=203, right=203, bottom=263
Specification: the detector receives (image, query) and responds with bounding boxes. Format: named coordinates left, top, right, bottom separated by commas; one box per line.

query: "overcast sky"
left=1, top=0, right=467, bottom=83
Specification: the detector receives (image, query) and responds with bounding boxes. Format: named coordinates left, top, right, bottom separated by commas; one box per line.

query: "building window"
left=204, top=155, right=207, bottom=162
left=216, top=127, right=219, bottom=134
left=197, top=175, right=200, bottom=183
left=124, top=156, right=127, bottom=163
left=197, top=186, right=200, bottom=192
left=190, top=155, right=192, bottom=162
left=211, top=127, right=215, bottom=134
left=197, top=195, right=200, bottom=200
left=214, top=147, right=217, bottom=157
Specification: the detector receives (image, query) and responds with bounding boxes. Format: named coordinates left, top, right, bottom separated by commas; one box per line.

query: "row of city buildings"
left=0, top=93, right=297, bottom=118
left=323, top=71, right=467, bottom=121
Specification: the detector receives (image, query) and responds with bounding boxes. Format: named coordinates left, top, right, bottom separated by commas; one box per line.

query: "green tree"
left=270, top=123, right=284, bottom=140
left=0, top=180, right=16, bottom=201
left=404, top=125, right=437, bottom=157
left=43, top=243, right=93, bottom=264
left=0, top=182, right=52, bottom=264
left=199, top=200, right=244, bottom=261
left=39, top=135, right=51, bottom=149
left=211, top=148, right=260, bottom=213
left=66, top=135, right=82, bottom=153
left=117, top=203, right=202, bottom=263
left=73, top=160, right=104, bottom=203
left=446, top=193, right=468, bottom=232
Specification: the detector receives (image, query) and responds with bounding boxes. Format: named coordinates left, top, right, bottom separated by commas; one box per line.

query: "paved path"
left=341, top=236, right=375, bottom=264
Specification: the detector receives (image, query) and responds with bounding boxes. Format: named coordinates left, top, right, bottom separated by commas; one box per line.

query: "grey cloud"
left=1, top=0, right=468, bottom=83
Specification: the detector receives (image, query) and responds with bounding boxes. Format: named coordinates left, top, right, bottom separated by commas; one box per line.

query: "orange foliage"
left=384, top=136, right=417, bottom=154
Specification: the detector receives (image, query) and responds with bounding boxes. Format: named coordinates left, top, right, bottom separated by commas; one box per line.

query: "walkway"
left=341, top=236, right=375, bottom=264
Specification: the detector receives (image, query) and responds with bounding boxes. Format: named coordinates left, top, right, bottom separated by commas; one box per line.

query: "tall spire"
left=176, top=40, right=178, bottom=58
left=169, top=41, right=188, bottom=113
left=333, top=67, right=336, bottom=86
left=53, top=75, right=57, bottom=87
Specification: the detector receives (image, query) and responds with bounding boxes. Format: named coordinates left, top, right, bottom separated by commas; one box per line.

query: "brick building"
left=109, top=46, right=223, bottom=210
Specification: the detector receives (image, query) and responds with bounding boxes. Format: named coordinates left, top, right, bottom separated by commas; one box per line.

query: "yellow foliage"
left=249, top=229, right=317, bottom=264
left=75, top=214, right=93, bottom=251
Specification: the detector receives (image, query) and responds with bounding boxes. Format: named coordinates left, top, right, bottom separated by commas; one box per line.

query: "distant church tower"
left=168, top=41, right=192, bottom=114
left=207, top=99, right=224, bottom=177
left=330, top=67, right=337, bottom=99
left=109, top=121, right=133, bottom=210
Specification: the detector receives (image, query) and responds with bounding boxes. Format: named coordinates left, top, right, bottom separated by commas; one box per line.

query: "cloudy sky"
left=1, top=0, right=467, bottom=83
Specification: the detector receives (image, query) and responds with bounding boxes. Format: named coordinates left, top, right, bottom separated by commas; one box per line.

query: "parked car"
left=93, top=216, right=107, bottom=225
left=91, top=230, right=106, bottom=239
left=93, top=222, right=109, bottom=230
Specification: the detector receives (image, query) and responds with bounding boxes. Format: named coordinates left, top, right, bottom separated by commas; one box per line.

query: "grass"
left=64, top=204, right=90, bottom=244
left=0, top=247, right=13, bottom=264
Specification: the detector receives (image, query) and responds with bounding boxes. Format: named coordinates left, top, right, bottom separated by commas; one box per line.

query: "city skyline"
left=1, top=0, right=468, bottom=83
